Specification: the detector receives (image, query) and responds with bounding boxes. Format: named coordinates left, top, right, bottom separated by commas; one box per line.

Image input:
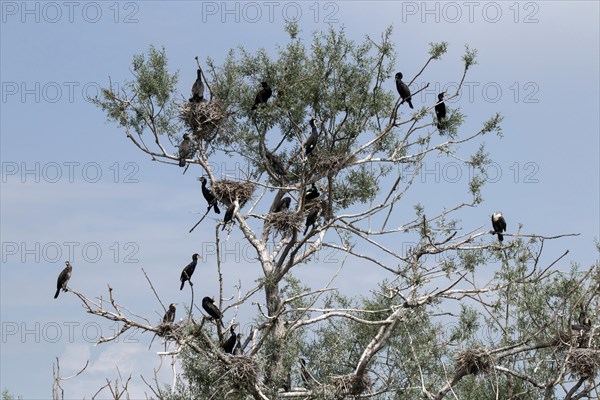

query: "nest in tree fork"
left=204, top=355, right=258, bottom=395
left=155, top=321, right=186, bottom=341
left=212, top=179, right=255, bottom=206
left=265, top=210, right=303, bottom=235
left=567, top=349, right=600, bottom=378
left=179, top=100, right=226, bottom=141
left=325, top=373, right=370, bottom=397
left=313, top=152, right=356, bottom=175
left=455, top=348, right=493, bottom=376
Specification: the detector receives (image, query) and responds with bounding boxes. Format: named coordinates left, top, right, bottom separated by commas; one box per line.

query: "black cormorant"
left=304, top=205, right=321, bottom=235
left=299, top=358, right=310, bottom=387
left=163, top=303, right=176, bottom=324
left=274, top=196, right=291, bottom=213
left=395, top=72, right=413, bottom=109
left=304, top=118, right=319, bottom=156
left=178, top=134, right=195, bottom=167
left=435, top=92, right=446, bottom=129
left=304, top=183, right=320, bottom=202
left=54, top=261, right=72, bottom=299
left=266, top=151, right=287, bottom=179
left=491, top=212, right=507, bottom=242
left=189, top=69, right=204, bottom=102
left=251, top=82, right=272, bottom=111
left=180, top=253, right=201, bottom=290
left=222, top=203, right=235, bottom=230
left=579, top=310, right=591, bottom=329
left=202, top=297, right=224, bottom=327
left=233, top=333, right=243, bottom=355
left=222, top=325, right=238, bottom=354
left=199, top=177, right=220, bottom=214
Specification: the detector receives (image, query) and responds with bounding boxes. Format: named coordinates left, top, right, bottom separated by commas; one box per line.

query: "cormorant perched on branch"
left=233, top=333, right=243, bottom=355
left=163, top=303, right=176, bottom=324
left=202, top=297, right=224, bottom=327
left=298, top=357, right=320, bottom=386
left=199, top=177, right=220, bottom=214
left=189, top=69, right=204, bottom=102
left=304, top=118, right=319, bottom=156
left=222, top=324, right=238, bottom=354
left=304, top=205, right=321, bottom=235
left=251, top=82, right=272, bottom=111
left=491, top=212, right=507, bottom=242
left=222, top=203, right=236, bottom=231
left=304, top=183, right=320, bottom=202
left=395, top=72, right=413, bottom=109
left=274, top=196, right=291, bottom=213
left=54, top=261, right=72, bottom=299
left=180, top=253, right=201, bottom=290
left=178, top=134, right=195, bottom=168
left=435, top=92, right=446, bottom=129
left=578, top=310, right=591, bottom=329
left=266, top=151, right=287, bottom=179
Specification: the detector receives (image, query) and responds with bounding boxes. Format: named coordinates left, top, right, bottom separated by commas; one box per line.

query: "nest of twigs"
left=212, top=179, right=255, bottom=206
left=227, top=355, right=259, bottom=389
left=179, top=100, right=226, bottom=141
left=325, top=374, right=370, bottom=397
left=567, top=349, right=600, bottom=378
left=265, top=211, right=303, bottom=235
left=313, top=152, right=356, bottom=175
left=455, top=349, right=493, bottom=376
left=155, top=322, right=186, bottom=341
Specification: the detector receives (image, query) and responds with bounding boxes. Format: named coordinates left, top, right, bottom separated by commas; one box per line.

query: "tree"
left=73, top=23, right=600, bottom=399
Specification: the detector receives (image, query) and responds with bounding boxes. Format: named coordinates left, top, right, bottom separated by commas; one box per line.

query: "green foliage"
left=1, top=390, right=22, bottom=400
left=91, top=45, right=180, bottom=138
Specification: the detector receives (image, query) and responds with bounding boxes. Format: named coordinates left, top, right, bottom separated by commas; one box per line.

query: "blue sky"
left=1, top=1, right=599, bottom=398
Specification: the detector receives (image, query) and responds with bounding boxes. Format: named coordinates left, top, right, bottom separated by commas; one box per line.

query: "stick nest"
left=212, top=180, right=255, bottom=206
left=321, top=374, right=370, bottom=397
left=567, top=349, right=600, bottom=378
left=265, top=211, right=303, bottom=235
left=313, top=152, right=356, bottom=175
left=156, top=321, right=187, bottom=341
left=227, top=355, right=259, bottom=389
left=179, top=100, right=226, bottom=142
left=455, top=349, right=494, bottom=376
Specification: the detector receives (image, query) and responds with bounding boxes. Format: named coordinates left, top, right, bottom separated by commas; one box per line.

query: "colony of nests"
left=567, top=349, right=600, bottom=378
left=179, top=100, right=226, bottom=142
left=212, top=180, right=255, bottom=206
left=265, top=211, right=304, bottom=235
left=455, top=348, right=494, bottom=376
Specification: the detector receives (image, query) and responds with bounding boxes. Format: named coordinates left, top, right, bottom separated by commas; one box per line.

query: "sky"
left=1, top=1, right=599, bottom=398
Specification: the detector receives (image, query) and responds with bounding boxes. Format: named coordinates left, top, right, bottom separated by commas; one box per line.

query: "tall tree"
left=79, top=23, right=600, bottom=399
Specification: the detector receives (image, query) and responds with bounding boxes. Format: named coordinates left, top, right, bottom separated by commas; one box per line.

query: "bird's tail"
left=250, top=104, right=257, bottom=111
left=179, top=159, right=186, bottom=167
left=214, top=203, right=221, bottom=214
left=180, top=281, right=185, bottom=290
left=54, top=288, right=60, bottom=299
left=304, top=225, right=310, bottom=235
left=407, top=98, right=414, bottom=109
left=497, top=233, right=504, bottom=242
